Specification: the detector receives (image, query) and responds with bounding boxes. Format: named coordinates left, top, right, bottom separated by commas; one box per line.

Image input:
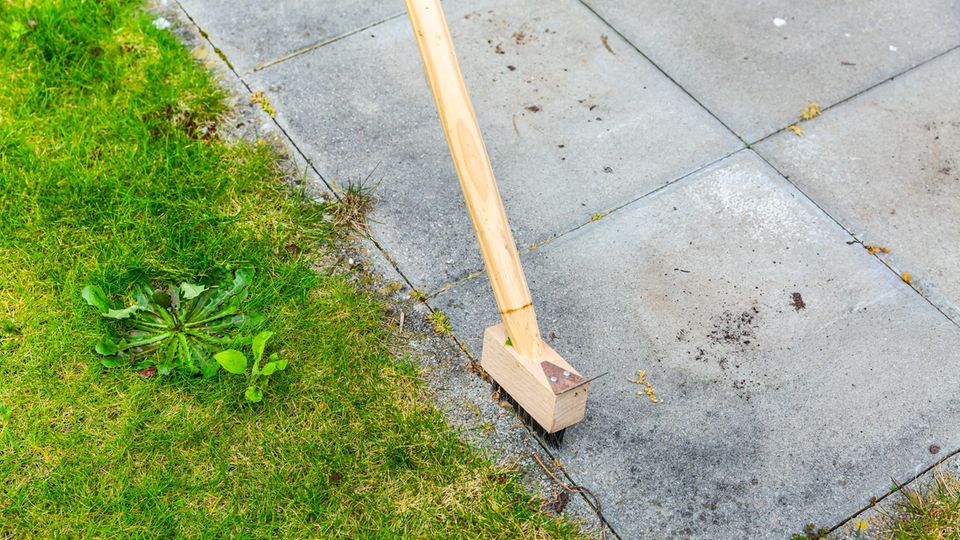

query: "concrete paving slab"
left=581, top=0, right=960, bottom=141
left=246, top=0, right=742, bottom=293
left=174, top=0, right=402, bottom=73
left=756, top=48, right=960, bottom=326
left=435, top=150, right=960, bottom=538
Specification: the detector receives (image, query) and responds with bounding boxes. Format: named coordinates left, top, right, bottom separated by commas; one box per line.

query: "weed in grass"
left=82, top=270, right=279, bottom=401
left=214, top=330, right=287, bottom=402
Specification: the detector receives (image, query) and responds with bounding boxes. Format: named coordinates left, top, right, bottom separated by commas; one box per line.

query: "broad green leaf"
left=252, top=331, right=273, bottom=363
left=124, top=332, right=170, bottom=349
left=104, top=304, right=140, bottom=320
left=82, top=285, right=110, bottom=314
left=100, top=357, right=122, bottom=368
left=177, top=334, right=196, bottom=373
left=232, top=268, right=254, bottom=291
left=244, top=386, right=263, bottom=403
left=95, top=337, right=120, bottom=356
left=179, top=282, right=208, bottom=300
left=267, top=354, right=287, bottom=372
left=261, top=362, right=278, bottom=376
left=214, top=350, right=247, bottom=374
left=133, top=283, right=155, bottom=308
left=190, top=342, right=220, bottom=379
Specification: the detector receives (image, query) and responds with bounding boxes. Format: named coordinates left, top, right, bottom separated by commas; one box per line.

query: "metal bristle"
left=490, top=378, right=566, bottom=449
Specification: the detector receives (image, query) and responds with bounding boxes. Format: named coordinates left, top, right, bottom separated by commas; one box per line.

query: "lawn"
left=0, top=1, right=581, bottom=537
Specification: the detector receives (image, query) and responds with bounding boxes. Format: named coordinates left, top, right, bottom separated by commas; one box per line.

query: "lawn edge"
left=148, top=2, right=606, bottom=537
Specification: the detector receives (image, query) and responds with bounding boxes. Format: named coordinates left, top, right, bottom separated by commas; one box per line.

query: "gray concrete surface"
left=756, top=49, right=960, bottom=326
left=582, top=0, right=960, bottom=142
left=169, top=0, right=960, bottom=537
left=174, top=0, right=402, bottom=73
left=245, top=0, right=742, bottom=293
left=436, top=150, right=960, bottom=537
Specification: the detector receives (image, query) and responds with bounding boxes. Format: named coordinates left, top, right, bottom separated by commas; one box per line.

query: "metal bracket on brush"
left=541, top=361, right=608, bottom=395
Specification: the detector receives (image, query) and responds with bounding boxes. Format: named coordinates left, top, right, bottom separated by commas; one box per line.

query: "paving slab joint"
left=829, top=446, right=960, bottom=535
left=749, top=148, right=960, bottom=330
left=426, top=146, right=748, bottom=300
left=748, top=42, right=960, bottom=148
left=172, top=0, right=438, bottom=322
left=575, top=0, right=748, bottom=144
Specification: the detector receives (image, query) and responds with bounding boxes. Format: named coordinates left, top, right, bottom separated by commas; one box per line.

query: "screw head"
left=562, top=370, right=571, bottom=377
left=549, top=376, right=558, bottom=383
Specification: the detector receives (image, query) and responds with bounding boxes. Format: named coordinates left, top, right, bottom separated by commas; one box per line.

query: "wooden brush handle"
left=404, top=0, right=544, bottom=359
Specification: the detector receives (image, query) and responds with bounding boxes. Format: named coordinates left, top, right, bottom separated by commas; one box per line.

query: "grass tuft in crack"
left=333, top=172, right=380, bottom=233
left=0, top=1, right=583, bottom=537
left=886, top=473, right=960, bottom=538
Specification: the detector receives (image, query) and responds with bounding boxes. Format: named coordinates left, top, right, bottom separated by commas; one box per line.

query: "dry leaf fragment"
left=902, top=272, right=913, bottom=284
left=800, top=102, right=821, bottom=121
left=627, top=370, right=660, bottom=403
left=787, top=124, right=804, bottom=136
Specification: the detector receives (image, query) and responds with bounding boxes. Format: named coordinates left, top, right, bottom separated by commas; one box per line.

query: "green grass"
left=0, top=1, right=582, bottom=537
left=884, top=474, right=960, bottom=539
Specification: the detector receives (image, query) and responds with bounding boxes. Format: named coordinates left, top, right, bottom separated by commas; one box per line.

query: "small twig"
left=398, top=310, right=405, bottom=334
left=533, top=452, right=608, bottom=539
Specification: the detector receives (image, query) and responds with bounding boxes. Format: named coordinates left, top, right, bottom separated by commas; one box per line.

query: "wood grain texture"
left=481, top=325, right=588, bottom=433
left=403, top=0, right=543, bottom=359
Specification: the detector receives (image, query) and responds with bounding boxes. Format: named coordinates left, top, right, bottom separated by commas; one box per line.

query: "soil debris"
left=543, top=489, right=570, bottom=514
left=601, top=34, right=615, bottom=54
left=707, top=307, right=758, bottom=347
left=790, top=292, right=806, bottom=311
left=525, top=104, right=541, bottom=113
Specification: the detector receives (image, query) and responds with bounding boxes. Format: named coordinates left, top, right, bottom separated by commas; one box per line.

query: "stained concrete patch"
left=436, top=150, right=960, bottom=538
left=581, top=0, right=960, bottom=141
left=175, top=0, right=402, bottom=73
left=756, top=48, right=960, bottom=325
left=246, top=0, right=741, bottom=293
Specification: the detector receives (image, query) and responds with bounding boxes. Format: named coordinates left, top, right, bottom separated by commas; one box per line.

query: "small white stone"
left=152, top=17, right=172, bottom=30
left=889, top=45, right=898, bottom=52
left=773, top=18, right=786, bottom=27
